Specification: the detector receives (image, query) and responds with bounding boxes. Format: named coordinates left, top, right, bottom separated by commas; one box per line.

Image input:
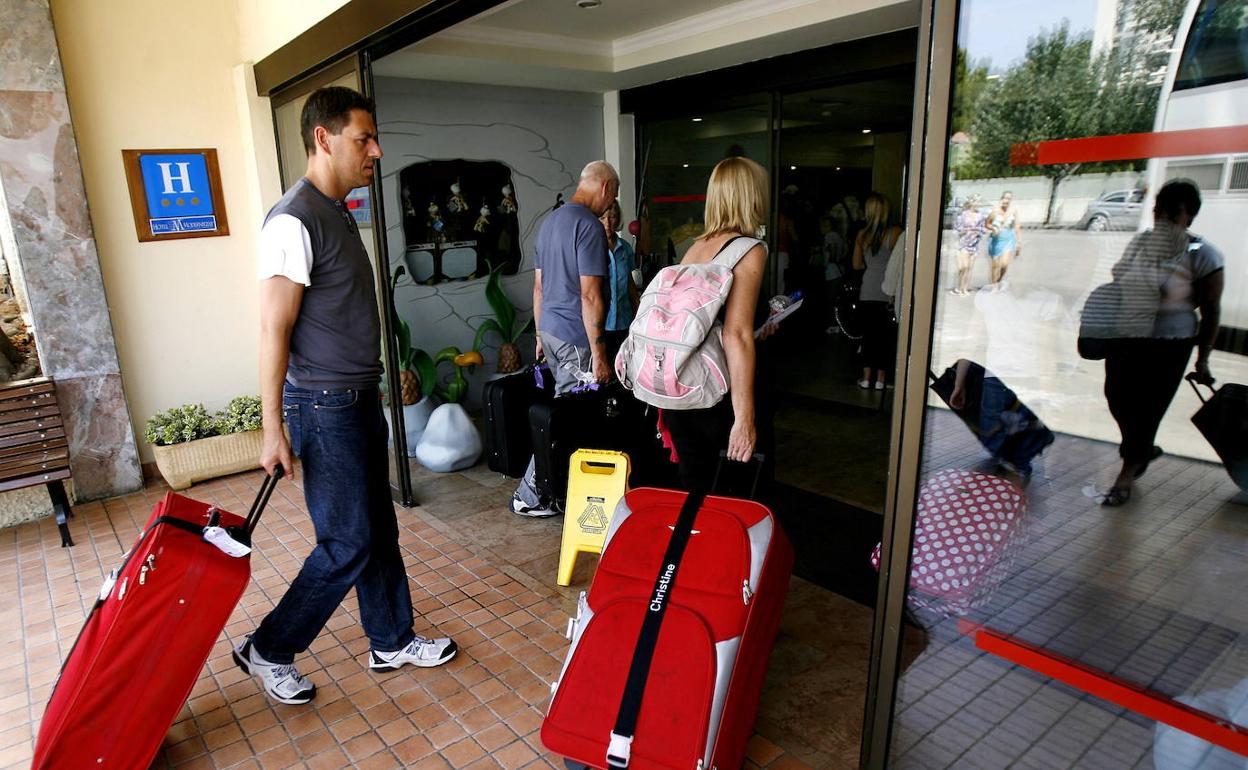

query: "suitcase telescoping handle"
left=712, top=450, right=766, bottom=501
left=1186, top=372, right=1217, bottom=404
left=242, top=466, right=284, bottom=537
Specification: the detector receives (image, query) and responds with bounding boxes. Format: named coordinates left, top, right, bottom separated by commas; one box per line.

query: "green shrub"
left=215, top=395, right=263, bottom=434
left=144, top=396, right=264, bottom=446
left=144, top=404, right=218, bottom=446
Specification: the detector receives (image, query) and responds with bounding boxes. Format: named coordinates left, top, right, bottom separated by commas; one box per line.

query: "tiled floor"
left=891, top=409, right=1248, bottom=769
left=0, top=462, right=869, bottom=769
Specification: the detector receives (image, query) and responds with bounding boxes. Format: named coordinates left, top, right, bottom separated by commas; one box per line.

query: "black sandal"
left=1102, top=486, right=1132, bottom=506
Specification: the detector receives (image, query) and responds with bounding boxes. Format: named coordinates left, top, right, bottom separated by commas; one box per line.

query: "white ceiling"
left=470, top=0, right=732, bottom=43
left=373, top=0, right=919, bottom=92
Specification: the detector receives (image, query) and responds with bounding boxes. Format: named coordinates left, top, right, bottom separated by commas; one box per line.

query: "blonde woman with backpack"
left=617, top=157, right=770, bottom=494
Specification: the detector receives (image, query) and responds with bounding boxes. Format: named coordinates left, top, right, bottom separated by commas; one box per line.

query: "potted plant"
left=389, top=265, right=443, bottom=455
left=472, top=261, right=532, bottom=374
left=145, top=397, right=264, bottom=490
left=415, top=347, right=484, bottom=472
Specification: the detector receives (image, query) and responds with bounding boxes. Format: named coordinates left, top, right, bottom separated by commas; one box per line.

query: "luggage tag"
left=203, top=526, right=252, bottom=558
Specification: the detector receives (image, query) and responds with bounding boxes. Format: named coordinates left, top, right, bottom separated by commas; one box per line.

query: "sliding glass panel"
left=889, top=0, right=1248, bottom=767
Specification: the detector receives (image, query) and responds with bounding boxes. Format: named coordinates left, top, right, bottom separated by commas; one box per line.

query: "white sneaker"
left=233, top=635, right=316, bottom=705
left=511, top=493, right=557, bottom=518
left=369, top=635, right=458, bottom=671
left=857, top=379, right=871, bottom=389
left=875, top=381, right=886, bottom=390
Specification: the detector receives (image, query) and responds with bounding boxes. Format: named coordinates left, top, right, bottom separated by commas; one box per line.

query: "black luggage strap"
left=607, top=489, right=706, bottom=769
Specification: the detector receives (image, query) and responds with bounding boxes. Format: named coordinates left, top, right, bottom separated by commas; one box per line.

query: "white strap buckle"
left=606, top=732, right=633, bottom=768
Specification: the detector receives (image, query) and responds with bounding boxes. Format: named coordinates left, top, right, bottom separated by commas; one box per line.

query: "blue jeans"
left=252, top=383, right=414, bottom=664
left=514, top=331, right=593, bottom=508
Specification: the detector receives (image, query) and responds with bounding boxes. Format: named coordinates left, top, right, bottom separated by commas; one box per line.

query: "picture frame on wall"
left=121, top=148, right=229, bottom=242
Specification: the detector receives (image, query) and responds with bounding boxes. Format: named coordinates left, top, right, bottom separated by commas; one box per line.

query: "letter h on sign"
left=123, top=149, right=229, bottom=242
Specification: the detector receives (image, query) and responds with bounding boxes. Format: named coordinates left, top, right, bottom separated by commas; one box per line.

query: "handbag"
left=1077, top=232, right=1197, bottom=360
left=1076, top=282, right=1122, bottom=360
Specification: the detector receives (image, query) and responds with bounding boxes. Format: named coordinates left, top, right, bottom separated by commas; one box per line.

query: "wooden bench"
left=0, top=377, right=74, bottom=546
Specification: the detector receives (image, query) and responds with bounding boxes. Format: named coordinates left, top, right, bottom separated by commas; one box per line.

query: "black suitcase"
left=527, top=384, right=668, bottom=512
left=1187, top=375, right=1248, bottom=490
left=483, top=363, right=554, bottom=477
left=930, top=359, right=1055, bottom=476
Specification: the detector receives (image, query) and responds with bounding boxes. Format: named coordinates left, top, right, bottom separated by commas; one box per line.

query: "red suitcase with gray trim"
left=32, top=473, right=281, bottom=770
left=542, top=480, right=793, bottom=770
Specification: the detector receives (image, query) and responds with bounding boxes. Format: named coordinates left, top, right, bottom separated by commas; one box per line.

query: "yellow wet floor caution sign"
left=557, top=449, right=630, bottom=586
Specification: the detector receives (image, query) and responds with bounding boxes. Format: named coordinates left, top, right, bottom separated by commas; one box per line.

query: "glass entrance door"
left=869, top=0, right=1248, bottom=766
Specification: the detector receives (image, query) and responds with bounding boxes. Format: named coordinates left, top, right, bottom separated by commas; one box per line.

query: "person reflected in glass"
left=853, top=192, right=903, bottom=390
left=600, top=199, right=639, bottom=362
left=953, top=195, right=986, bottom=296
left=986, top=190, right=1022, bottom=287
left=1101, top=179, right=1224, bottom=506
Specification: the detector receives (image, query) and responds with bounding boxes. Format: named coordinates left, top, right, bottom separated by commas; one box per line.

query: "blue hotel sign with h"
left=123, top=149, right=229, bottom=242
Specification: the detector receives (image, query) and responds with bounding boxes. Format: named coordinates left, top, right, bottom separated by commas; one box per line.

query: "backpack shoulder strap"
left=710, top=235, right=765, bottom=270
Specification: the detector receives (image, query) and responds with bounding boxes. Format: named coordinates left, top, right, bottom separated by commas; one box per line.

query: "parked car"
left=1079, top=189, right=1145, bottom=231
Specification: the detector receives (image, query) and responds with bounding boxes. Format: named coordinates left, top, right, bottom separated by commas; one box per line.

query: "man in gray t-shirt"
left=237, top=87, right=457, bottom=708
left=511, top=161, right=619, bottom=517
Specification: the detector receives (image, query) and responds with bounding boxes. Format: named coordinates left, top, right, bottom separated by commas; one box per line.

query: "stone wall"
left=0, top=0, right=142, bottom=506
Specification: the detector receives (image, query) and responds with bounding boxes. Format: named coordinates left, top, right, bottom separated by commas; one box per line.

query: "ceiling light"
left=821, top=110, right=831, bottom=117
left=790, top=165, right=797, bottom=171
left=682, top=163, right=689, bottom=168
left=836, top=166, right=841, bottom=171
left=691, top=117, right=703, bottom=122
left=576, top=0, right=602, bottom=8
left=861, top=128, right=872, bottom=134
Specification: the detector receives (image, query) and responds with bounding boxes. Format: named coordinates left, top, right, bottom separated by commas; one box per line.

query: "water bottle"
left=768, top=289, right=804, bottom=316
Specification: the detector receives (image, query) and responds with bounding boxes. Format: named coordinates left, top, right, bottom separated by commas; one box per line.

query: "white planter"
left=415, top=403, right=482, bottom=473
left=151, top=430, right=263, bottom=491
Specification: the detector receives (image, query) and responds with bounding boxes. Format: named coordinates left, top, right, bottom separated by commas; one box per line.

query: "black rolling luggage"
left=483, top=362, right=553, bottom=477
left=930, top=359, right=1055, bottom=477
left=527, top=384, right=667, bottom=512
left=1187, top=374, right=1248, bottom=491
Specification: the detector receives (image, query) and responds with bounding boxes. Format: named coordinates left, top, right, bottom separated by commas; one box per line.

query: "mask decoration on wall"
left=447, top=180, right=468, bottom=215
left=474, top=202, right=491, bottom=234
left=500, top=184, right=518, bottom=215
left=398, top=160, right=523, bottom=283
left=402, top=186, right=416, bottom=219
left=427, top=201, right=444, bottom=243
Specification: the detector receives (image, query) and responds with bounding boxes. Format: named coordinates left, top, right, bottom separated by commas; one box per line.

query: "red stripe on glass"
left=1010, top=125, right=1248, bottom=166
left=958, top=620, right=1248, bottom=756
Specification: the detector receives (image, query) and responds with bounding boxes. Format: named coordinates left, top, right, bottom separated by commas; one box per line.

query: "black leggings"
left=858, top=301, right=897, bottom=373
left=662, top=399, right=774, bottom=499
left=1103, top=338, right=1193, bottom=463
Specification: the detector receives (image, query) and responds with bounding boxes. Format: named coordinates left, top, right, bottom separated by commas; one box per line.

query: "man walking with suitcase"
left=510, top=161, right=619, bottom=516
left=237, top=86, right=457, bottom=705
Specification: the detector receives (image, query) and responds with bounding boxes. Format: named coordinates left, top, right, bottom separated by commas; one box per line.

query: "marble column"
left=0, top=0, right=141, bottom=500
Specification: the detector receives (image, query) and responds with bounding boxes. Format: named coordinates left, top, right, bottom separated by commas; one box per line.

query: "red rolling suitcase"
left=32, top=472, right=281, bottom=770
left=542, top=472, right=793, bottom=769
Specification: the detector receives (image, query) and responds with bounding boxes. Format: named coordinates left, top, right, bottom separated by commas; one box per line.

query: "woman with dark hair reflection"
left=1100, top=179, right=1224, bottom=506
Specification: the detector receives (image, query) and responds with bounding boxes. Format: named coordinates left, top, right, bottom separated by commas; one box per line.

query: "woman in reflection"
left=854, top=192, right=903, bottom=390
left=600, top=200, right=639, bottom=362
left=953, top=195, right=986, bottom=295
left=1101, top=179, right=1224, bottom=506
left=986, top=190, right=1022, bottom=286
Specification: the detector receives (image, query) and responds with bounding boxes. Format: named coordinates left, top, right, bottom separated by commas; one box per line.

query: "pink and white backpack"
left=615, top=236, right=765, bottom=410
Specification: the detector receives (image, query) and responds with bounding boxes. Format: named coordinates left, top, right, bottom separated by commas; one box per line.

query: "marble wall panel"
left=55, top=373, right=143, bottom=500
left=0, top=0, right=142, bottom=503
left=0, top=89, right=92, bottom=243
left=14, top=237, right=120, bottom=376
left=0, top=1, right=62, bottom=92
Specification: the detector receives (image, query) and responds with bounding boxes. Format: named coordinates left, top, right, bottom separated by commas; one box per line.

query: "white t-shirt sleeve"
left=258, top=213, right=314, bottom=286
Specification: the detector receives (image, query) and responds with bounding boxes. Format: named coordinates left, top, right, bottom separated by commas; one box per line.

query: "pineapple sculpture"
left=472, top=261, right=532, bottom=374
left=390, top=265, right=436, bottom=406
